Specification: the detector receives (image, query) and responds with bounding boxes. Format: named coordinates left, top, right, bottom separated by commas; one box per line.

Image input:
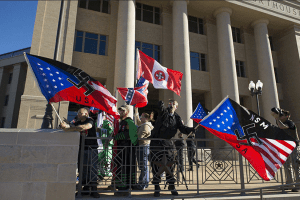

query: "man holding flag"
left=199, top=97, right=297, bottom=181
left=271, top=108, right=300, bottom=192
left=60, top=108, right=100, bottom=198
left=151, top=99, right=195, bottom=197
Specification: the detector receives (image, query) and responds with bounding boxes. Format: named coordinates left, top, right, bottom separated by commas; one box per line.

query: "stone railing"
left=0, top=129, right=79, bottom=200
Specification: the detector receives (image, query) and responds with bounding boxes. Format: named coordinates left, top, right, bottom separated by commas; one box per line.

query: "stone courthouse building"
left=1, top=0, right=300, bottom=145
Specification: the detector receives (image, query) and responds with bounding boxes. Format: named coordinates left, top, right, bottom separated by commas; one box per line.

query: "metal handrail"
left=173, top=182, right=300, bottom=200
left=76, top=136, right=300, bottom=199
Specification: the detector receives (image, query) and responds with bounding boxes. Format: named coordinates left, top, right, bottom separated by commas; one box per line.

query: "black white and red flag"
left=24, top=53, right=120, bottom=119
left=200, top=97, right=297, bottom=181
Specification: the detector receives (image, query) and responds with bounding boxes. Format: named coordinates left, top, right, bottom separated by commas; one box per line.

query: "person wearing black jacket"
left=271, top=109, right=300, bottom=192
left=61, top=108, right=100, bottom=198
left=150, top=100, right=195, bottom=197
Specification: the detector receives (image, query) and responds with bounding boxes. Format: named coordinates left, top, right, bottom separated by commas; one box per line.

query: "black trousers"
left=150, top=140, right=176, bottom=185
left=187, top=145, right=197, bottom=167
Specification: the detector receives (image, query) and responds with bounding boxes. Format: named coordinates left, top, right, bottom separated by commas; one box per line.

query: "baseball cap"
left=118, top=105, right=129, bottom=112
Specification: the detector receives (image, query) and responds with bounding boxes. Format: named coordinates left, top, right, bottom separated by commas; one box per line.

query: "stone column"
left=114, top=0, right=135, bottom=117
left=214, top=7, right=240, bottom=103
left=172, top=0, right=193, bottom=127
left=5, top=64, right=22, bottom=128
left=0, top=67, right=7, bottom=120
left=252, top=19, right=279, bottom=122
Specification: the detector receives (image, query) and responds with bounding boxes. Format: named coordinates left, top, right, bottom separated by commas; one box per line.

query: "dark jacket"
left=151, top=101, right=194, bottom=141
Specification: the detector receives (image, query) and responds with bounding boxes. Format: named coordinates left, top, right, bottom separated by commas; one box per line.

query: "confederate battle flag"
left=117, top=77, right=149, bottom=108
left=24, top=53, right=119, bottom=119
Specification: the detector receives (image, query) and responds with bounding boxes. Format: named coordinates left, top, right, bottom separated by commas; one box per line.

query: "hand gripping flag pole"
left=184, top=124, right=200, bottom=142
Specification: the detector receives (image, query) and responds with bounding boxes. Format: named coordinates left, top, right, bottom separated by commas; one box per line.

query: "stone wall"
left=0, top=129, right=80, bottom=200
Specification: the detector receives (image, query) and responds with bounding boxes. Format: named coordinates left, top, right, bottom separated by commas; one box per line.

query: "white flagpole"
left=135, top=48, right=140, bottom=85
left=184, top=124, right=200, bottom=141
left=50, top=103, right=63, bottom=124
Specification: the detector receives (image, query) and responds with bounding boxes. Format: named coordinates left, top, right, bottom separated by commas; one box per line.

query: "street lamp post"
left=248, top=80, right=263, bottom=116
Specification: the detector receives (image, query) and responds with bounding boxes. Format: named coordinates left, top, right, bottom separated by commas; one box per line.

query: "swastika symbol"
left=154, top=70, right=165, bottom=81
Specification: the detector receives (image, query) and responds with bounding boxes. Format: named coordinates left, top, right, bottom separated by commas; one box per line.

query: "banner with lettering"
left=200, top=97, right=296, bottom=181
left=24, top=53, right=120, bottom=119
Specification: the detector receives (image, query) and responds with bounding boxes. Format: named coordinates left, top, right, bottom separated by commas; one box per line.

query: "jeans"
left=137, top=144, right=149, bottom=188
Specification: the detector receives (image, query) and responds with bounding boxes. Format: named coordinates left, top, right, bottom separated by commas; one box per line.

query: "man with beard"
left=151, top=100, right=195, bottom=197
left=113, top=105, right=138, bottom=196
left=61, top=108, right=100, bottom=198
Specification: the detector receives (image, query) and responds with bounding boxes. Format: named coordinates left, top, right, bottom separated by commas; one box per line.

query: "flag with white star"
left=117, top=76, right=149, bottom=108
left=200, top=97, right=297, bottom=181
left=190, top=103, right=207, bottom=123
left=90, top=107, right=100, bottom=114
left=24, top=53, right=119, bottom=119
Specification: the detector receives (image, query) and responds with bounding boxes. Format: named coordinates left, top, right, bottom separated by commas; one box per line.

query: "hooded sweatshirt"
left=135, top=113, right=154, bottom=146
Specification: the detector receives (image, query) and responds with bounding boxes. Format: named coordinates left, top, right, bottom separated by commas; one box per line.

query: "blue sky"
left=0, top=1, right=38, bottom=55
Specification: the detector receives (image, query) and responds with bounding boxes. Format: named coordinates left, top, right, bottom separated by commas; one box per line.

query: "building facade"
left=0, top=48, right=30, bottom=128
left=7, top=0, right=300, bottom=146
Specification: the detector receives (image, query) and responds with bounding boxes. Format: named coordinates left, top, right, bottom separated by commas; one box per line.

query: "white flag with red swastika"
left=136, top=50, right=183, bottom=96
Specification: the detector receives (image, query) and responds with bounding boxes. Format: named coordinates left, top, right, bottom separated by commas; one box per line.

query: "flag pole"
left=184, top=124, right=200, bottom=141
left=50, top=103, right=63, bottom=124
left=135, top=48, right=139, bottom=84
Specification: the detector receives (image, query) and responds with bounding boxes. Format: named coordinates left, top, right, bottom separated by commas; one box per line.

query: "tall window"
left=0, top=117, right=5, bottom=128
left=190, top=52, right=206, bottom=71
left=269, top=36, right=274, bottom=51
left=78, top=0, right=110, bottom=14
left=236, top=60, right=245, bottom=77
left=4, top=95, right=9, bottom=106
left=74, top=31, right=107, bottom=56
left=8, top=73, right=13, bottom=84
left=188, top=16, right=204, bottom=35
left=274, top=67, right=279, bottom=83
left=136, top=3, right=160, bottom=25
left=136, top=41, right=161, bottom=63
left=232, top=27, right=241, bottom=43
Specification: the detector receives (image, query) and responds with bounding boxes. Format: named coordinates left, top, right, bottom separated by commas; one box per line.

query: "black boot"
left=154, top=184, right=160, bottom=197
left=82, top=186, right=90, bottom=195
left=168, top=184, right=178, bottom=196
left=90, top=186, right=100, bottom=198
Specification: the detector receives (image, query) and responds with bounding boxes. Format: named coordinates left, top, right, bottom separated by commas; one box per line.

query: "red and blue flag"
left=190, top=103, right=207, bottom=123
left=117, top=77, right=149, bottom=108
left=90, top=107, right=100, bottom=114
left=200, top=97, right=297, bottom=181
left=24, top=53, right=120, bottom=119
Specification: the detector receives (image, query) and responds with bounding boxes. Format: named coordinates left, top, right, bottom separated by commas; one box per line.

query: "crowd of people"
left=60, top=101, right=300, bottom=198
left=60, top=99, right=198, bottom=198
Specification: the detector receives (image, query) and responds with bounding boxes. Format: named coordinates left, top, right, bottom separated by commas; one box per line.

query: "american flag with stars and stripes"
left=200, top=97, right=297, bottom=181
left=190, top=103, right=207, bottom=123
left=24, top=53, right=120, bottom=119
left=106, top=114, right=114, bottom=126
